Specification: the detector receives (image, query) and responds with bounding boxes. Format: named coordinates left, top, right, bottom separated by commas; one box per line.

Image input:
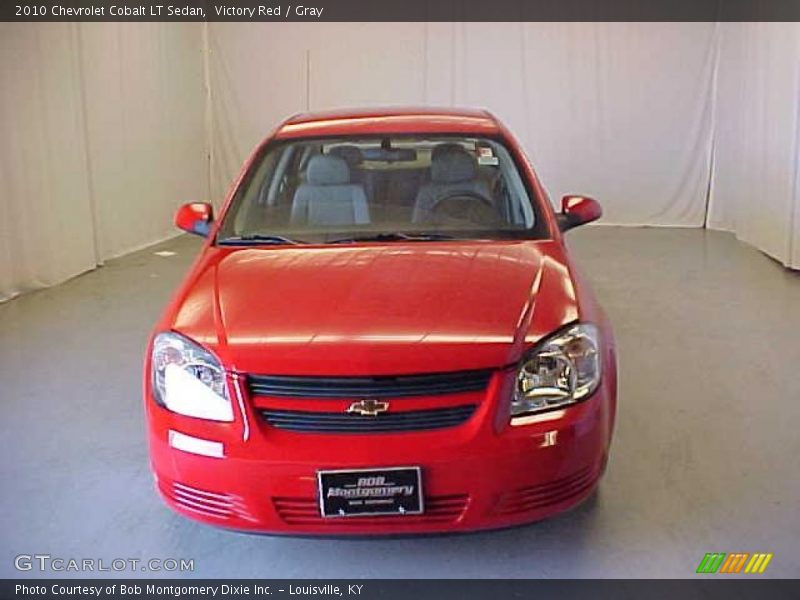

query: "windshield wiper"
left=217, top=234, right=305, bottom=246
left=327, top=232, right=458, bottom=244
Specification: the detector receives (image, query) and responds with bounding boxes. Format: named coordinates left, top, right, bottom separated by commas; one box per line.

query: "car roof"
left=274, top=107, right=502, bottom=139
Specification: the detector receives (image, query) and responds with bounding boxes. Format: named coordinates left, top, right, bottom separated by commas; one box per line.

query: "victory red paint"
left=144, top=108, right=617, bottom=534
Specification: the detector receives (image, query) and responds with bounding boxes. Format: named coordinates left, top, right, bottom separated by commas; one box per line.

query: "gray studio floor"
left=1, top=227, right=798, bottom=578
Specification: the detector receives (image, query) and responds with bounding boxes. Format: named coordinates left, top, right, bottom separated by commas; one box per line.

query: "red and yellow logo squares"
left=696, top=552, right=773, bottom=574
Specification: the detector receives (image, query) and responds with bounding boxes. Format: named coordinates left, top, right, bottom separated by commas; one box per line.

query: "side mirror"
left=557, top=195, right=602, bottom=232
left=175, top=202, right=213, bottom=237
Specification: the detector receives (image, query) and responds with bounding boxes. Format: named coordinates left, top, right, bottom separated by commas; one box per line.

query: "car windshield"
left=217, top=135, right=546, bottom=245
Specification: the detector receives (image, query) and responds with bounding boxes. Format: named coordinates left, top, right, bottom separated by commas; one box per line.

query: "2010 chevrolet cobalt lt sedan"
left=144, top=107, right=617, bottom=534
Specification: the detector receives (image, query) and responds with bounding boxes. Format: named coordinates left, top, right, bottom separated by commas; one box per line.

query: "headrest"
left=307, top=155, right=350, bottom=185
left=431, top=143, right=466, bottom=161
left=328, top=145, right=363, bottom=168
left=431, top=145, right=477, bottom=184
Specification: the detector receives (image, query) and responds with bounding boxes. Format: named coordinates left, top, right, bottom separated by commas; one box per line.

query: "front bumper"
left=146, top=371, right=614, bottom=535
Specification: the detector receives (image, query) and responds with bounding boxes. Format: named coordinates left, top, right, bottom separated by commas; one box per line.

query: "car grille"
left=260, top=404, right=476, bottom=433
left=157, top=478, right=255, bottom=522
left=247, top=369, right=492, bottom=399
left=492, top=465, right=599, bottom=516
left=273, top=494, right=469, bottom=526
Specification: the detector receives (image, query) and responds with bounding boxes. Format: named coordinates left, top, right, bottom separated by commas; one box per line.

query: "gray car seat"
left=328, top=145, right=363, bottom=170
left=291, top=155, right=370, bottom=226
left=328, top=145, right=378, bottom=203
left=412, top=145, right=491, bottom=223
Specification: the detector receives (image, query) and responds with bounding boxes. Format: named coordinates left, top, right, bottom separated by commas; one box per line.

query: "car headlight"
left=511, top=323, right=601, bottom=420
left=151, top=331, right=234, bottom=422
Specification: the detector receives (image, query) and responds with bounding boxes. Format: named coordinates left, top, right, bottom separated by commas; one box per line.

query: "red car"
left=144, top=107, right=617, bottom=534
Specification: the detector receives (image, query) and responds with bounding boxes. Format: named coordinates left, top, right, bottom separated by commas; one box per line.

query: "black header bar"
left=4, top=0, right=800, bottom=22
left=3, top=579, right=800, bottom=600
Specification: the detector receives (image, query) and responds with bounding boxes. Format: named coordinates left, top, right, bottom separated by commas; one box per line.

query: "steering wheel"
left=427, top=192, right=502, bottom=226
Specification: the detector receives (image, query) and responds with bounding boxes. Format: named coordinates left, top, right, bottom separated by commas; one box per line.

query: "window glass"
left=217, top=136, right=546, bottom=243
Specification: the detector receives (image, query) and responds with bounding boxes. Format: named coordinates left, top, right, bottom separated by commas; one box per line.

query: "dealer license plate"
left=317, top=467, right=423, bottom=517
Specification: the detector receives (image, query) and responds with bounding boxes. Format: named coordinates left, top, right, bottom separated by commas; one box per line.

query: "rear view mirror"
left=175, top=202, right=213, bottom=237
left=557, top=195, right=602, bottom=232
left=361, top=148, right=417, bottom=162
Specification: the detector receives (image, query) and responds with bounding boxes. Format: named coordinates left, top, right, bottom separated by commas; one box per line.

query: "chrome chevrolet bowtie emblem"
left=347, top=399, right=389, bottom=416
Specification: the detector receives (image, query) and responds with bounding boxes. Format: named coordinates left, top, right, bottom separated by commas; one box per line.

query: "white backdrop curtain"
left=0, top=24, right=97, bottom=301
left=0, top=22, right=207, bottom=302
left=708, top=23, right=800, bottom=269
left=78, top=23, right=208, bottom=260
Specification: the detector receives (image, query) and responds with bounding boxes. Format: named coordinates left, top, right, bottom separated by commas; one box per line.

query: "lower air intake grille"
left=247, top=370, right=492, bottom=399
left=260, top=405, right=476, bottom=433
left=273, top=494, right=469, bottom=525
left=492, top=465, right=599, bottom=516
left=157, top=478, right=255, bottom=522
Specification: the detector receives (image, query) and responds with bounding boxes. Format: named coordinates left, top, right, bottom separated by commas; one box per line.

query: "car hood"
left=171, top=241, right=579, bottom=375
